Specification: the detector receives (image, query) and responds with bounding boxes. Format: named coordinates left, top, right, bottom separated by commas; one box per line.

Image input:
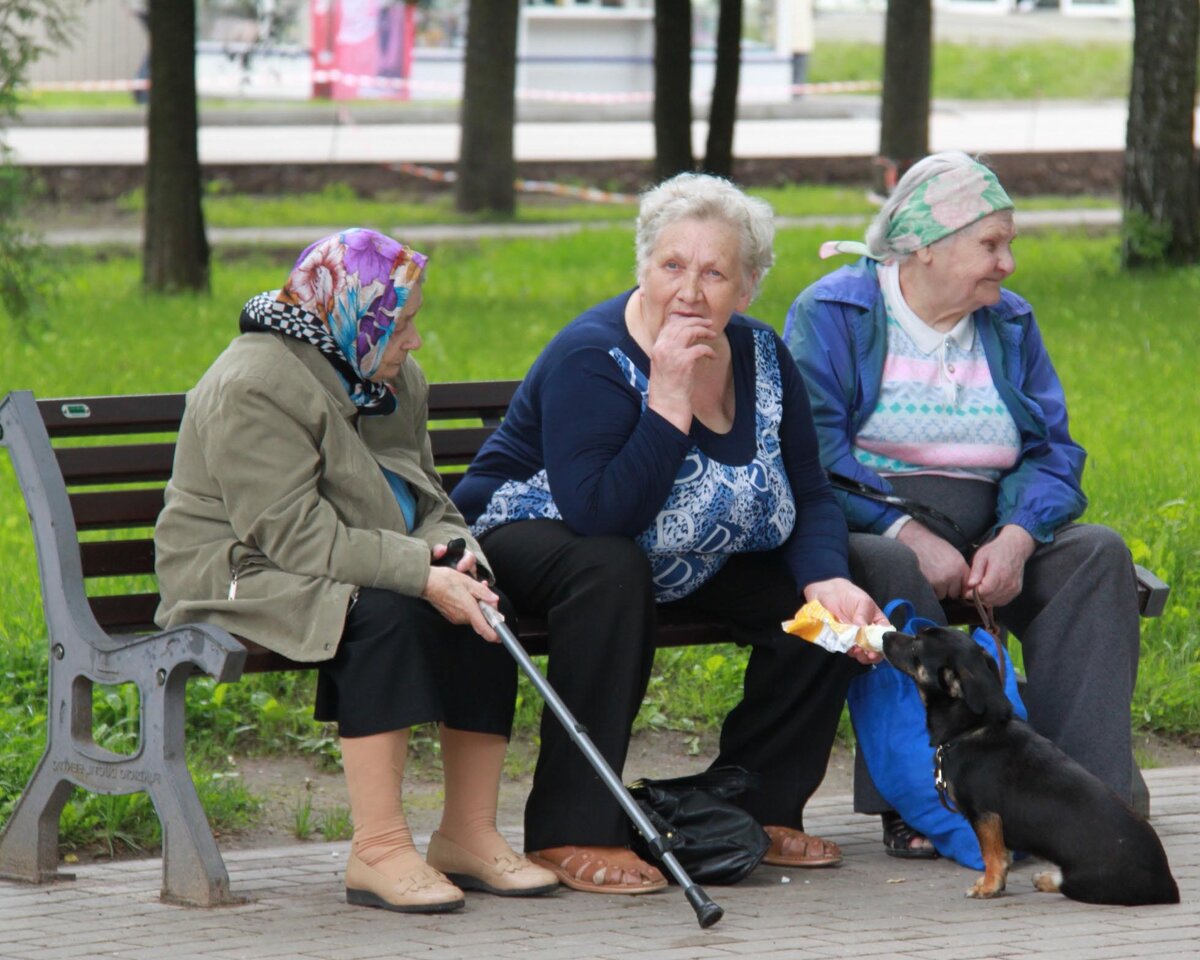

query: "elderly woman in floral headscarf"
left=784, top=152, right=1142, bottom=858
left=155, top=229, right=557, bottom=913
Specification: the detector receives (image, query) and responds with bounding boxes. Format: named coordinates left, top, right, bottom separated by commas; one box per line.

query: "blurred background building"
left=25, top=0, right=1132, bottom=103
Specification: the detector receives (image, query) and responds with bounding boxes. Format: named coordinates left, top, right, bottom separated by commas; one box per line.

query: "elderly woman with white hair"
left=453, top=172, right=885, bottom=893
left=784, top=152, right=1141, bottom=858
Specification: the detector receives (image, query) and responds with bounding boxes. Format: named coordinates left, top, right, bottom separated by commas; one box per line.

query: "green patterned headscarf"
left=820, top=160, right=1014, bottom=261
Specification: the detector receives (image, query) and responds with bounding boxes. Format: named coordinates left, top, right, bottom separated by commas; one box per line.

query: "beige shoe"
left=426, top=831, right=559, bottom=897
left=344, top=852, right=465, bottom=913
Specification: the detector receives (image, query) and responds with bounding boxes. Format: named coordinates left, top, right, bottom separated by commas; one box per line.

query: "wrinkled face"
left=638, top=217, right=752, bottom=334
left=368, top=281, right=424, bottom=383
left=920, top=211, right=1016, bottom=315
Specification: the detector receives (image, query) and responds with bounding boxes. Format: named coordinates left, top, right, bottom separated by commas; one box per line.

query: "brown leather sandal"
left=527, top=845, right=667, bottom=895
left=762, top=825, right=843, bottom=868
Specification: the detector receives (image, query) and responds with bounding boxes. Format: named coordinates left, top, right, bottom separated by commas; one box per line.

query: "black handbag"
left=627, top=766, right=770, bottom=885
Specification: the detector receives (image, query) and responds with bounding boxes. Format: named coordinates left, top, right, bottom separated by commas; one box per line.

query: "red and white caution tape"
left=392, top=162, right=636, bottom=205
left=30, top=78, right=149, bottom=92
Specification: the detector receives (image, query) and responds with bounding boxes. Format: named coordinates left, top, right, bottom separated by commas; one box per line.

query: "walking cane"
left=438, top=539, right=724, bottom=928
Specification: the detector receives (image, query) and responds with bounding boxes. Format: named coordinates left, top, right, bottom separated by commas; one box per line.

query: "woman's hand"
left=423, top=545, right=502, bottom=642
left=431, top=541, right=481, bottom=579
left=966, top=524, right=1035, bottom=608
left=646, top=315, right=717, bottom=433
left=803, top=577, right=888, bottom=665
left=896, top=521, right=971, bottom=599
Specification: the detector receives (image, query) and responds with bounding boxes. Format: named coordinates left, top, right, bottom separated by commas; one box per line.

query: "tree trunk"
left=143, top=0, right=208, bottom=293
left=703, top=0, right=742, bottom=179
left=456, top=0, right=519, bottom=215
left=654, top=0, right=694, bottom=182
left=876, top=0, right=931, bottom=196
left=1122, top=0, right=1199, bottom=268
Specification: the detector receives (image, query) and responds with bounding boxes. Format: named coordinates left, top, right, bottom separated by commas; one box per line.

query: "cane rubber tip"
left=697, top=901, right=724, bottom=928
left=684, top=886, right=723, bottom=927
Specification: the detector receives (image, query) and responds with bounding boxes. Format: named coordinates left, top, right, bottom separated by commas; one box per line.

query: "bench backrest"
left=15, top=382, right=521, bottom=646
left=4, top=384, right=1164, bottom=671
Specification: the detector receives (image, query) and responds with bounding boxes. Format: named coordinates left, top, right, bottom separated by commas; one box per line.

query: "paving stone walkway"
left=2, top=766, right=1195, bottom=960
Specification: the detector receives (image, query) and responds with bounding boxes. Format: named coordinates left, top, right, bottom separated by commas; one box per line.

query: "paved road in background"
left=5, top=100, right=1167, bottom=167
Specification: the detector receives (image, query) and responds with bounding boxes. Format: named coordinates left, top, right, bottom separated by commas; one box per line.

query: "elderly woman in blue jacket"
left=784, top=151, right=1141, bottom=858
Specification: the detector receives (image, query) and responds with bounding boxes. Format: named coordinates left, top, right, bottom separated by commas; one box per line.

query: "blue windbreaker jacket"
left=782, top=258, right=1087, bottom=543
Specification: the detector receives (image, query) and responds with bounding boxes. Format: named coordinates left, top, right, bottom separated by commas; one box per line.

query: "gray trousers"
left=849, top=476, right=1141, bottom=810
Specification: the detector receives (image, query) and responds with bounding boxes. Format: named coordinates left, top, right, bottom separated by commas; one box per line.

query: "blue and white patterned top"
left=453, top=290, right=850, bottom=600
left=469, top=330, right=796, bottom=601
left=610, top=331, right=795, bottom=599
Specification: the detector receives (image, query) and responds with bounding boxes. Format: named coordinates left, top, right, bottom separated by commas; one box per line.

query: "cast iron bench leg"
left=0, top=626, right=245, bottom=905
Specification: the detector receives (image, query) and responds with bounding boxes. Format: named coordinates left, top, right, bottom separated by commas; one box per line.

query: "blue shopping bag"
left=847, top=599, right=1027, bottom=869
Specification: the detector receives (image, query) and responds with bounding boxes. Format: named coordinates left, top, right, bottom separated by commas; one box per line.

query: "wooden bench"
left=0, top=385, right=1170, bottom=906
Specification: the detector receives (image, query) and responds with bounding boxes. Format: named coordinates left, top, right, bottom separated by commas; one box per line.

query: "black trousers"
left=480, top=519, right=863, bottom=851
left=314, top=586, right=517, bottom=739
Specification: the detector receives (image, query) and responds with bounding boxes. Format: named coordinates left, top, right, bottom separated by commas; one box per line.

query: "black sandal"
left=881, top=812, right=939, bottom=859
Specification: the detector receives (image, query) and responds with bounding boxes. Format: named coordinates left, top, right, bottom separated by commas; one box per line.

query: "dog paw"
left=966, top=877, right=1006, bottom=899
left=1032, top=869, right=1062, bottom=894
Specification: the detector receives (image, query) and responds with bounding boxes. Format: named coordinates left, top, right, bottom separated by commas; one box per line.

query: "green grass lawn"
left=81, top=181, right=1112, bottom=238
left=100, top=181, right=888, bottom=231
left=809, top=40, right=1134, bottom=101
left=2, top=224, right=1197, bottom=854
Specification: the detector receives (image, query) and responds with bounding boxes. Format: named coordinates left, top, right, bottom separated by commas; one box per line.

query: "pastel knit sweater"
left=852, top=262, right=1022, bottom=482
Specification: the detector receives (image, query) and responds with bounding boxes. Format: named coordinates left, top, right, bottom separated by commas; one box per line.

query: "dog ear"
left=941, top=664, right=1013, bottom=721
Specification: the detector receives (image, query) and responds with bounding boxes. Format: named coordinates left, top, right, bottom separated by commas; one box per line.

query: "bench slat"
left=426, top=381, right=519, bottom=420
left=429, top=427, right=497, bottom=462
left=38, top=394, right=187, bottom=437
left=71, top=488, right=163, bottom=530
left=38, top=382, right=519, bottom=438
left=81, top=539, right=156, bottom=577
left=52, top=431, right=492, bottom=485
left=57, top=443, right=176, bottom=486
left=87, top=593, right=160, bottom=634
left=87, top=595, right=738, bottom=662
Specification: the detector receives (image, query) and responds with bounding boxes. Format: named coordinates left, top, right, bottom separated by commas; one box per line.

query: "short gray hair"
left=865, top=151, right=996, bottom=262
left=635, top=172, right=775, bottom=301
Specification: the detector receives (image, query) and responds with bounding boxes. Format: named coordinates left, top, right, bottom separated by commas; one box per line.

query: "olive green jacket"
left=154, top=333, right=486, bottom=662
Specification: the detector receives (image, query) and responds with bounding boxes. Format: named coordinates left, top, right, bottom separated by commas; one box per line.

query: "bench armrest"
left=1134, top=564, right=1170, bottom=619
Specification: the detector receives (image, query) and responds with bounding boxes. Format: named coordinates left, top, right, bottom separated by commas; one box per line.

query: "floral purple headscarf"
left=240, top=229, right=428, bottom=413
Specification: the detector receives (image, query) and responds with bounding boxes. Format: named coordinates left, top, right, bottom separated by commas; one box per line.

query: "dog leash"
left=935, top=595, right=1005, bottom=815
left=970, top=592, right=1006, bottom=690
left=826, top=472, right=976, bottom=548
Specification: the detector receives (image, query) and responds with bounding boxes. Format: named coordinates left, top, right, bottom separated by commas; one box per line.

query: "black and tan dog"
left=882, top=625, right=1179, bottom=906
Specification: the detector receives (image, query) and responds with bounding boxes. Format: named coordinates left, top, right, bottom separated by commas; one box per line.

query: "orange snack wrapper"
left=781, top=600, right=889, bottom=654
